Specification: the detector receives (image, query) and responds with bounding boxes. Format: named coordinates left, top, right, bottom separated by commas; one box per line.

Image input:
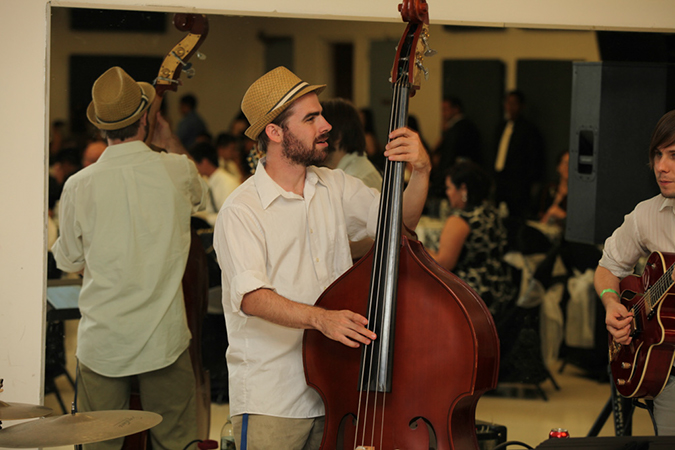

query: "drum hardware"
left=0, top=377, right=161, bottom=448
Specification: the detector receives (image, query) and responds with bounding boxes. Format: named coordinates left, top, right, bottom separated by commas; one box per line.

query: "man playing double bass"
left=213, top=66, right=431, bottom=449
left=52, top=66, right=208, bottom=449
left=595, top=109, right=675, bottom=435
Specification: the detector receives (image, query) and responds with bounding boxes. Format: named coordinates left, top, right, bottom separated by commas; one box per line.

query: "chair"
left=192, top=216, right=229, bottom=404
left=44, top=269, right=79, bottom=414
left=496, top=223, right=562, bottom=400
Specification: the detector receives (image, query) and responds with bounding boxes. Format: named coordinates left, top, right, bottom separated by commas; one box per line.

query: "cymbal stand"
left=72, top=366, right=83, bottom=450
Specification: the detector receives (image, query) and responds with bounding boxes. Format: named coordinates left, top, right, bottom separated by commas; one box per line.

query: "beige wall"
left=1, top=0, right=674, bottom=415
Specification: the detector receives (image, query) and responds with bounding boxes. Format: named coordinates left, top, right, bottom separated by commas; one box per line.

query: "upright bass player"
left=213, top=66, right=430, bottom=450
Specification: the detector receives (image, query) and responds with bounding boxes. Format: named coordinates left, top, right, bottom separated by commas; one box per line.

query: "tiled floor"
left=26, top=320, right=657, bottom=449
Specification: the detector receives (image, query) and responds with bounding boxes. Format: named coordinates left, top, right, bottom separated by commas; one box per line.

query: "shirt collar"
left=658, top=195, right=675, bottom=214
left=96, top=140, right=151, bottom=162
left=253, top=158, right=324, bottom=209
left=447, top=113, right=465, bottom=129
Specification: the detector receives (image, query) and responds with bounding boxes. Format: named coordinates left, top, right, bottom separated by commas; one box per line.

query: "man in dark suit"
left=429, top=96, right=482, bottom=201
left=493, top=90, right=545, bottom=219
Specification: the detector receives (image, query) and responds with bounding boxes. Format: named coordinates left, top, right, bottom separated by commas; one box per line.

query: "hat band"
left=96, top=90, right=150, bottom=125
left=267, top=81, right=309, bottom=115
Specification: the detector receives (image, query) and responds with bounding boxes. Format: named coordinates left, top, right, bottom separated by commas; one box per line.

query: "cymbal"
left=0, top=410, right=162, bottom=448
left=0, top=400, right=52, bottom=421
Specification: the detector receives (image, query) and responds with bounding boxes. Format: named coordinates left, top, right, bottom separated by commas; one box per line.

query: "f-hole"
left=336, top=413, right=356, bottom=450
left=409, top=416, right=437, bottom=450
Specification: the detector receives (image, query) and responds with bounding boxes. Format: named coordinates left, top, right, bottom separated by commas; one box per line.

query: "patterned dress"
left=452, top=202, right=516, bottom=312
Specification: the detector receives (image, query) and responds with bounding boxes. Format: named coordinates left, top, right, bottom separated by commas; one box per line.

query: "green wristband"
left=601, top=288, right=620, bottom=299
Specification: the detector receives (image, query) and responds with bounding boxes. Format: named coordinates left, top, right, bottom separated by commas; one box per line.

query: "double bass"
left=303, top=1, right=500, bottom=449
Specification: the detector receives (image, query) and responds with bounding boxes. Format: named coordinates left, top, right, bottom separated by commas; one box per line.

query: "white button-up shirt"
left=600, top=194, right=675, bottom=278
left=337, top=152, right=383, bottom=192
left=214, top=159, right=379, bottom=418
left=52, top=141, right=207, bottom=377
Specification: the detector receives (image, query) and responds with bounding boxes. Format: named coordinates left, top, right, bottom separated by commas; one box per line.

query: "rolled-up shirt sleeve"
left=51, top=181, right=85, bottom=273
left=214, top=203, right=275, bottom=317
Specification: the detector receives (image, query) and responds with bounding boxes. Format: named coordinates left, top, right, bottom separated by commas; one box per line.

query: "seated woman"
left=428, top=161, right=516, bottom=312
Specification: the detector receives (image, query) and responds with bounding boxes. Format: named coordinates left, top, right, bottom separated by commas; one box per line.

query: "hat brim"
left=86, top=81, right=156, bottom=131
left=244, top=84, right=326, bottom=140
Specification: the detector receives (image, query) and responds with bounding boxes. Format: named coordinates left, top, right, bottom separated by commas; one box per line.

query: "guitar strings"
left=618, top=258, right=675, bottom=322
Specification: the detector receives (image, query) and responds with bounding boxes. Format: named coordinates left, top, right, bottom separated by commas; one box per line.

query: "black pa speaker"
left=566, top=62, right=674, bottom=245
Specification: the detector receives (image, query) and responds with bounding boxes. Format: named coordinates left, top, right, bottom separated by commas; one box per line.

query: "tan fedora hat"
left=86, top=66, right=156, bottom=131
left=241, top=66, right=325, bottom=140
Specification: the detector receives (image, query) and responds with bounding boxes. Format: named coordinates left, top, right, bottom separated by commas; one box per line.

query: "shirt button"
left=316, top=257, right=320, bottom=262
left=310, top=228, right=314, bottom=233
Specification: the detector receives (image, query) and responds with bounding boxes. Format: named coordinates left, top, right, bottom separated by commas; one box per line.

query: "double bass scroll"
left=144, top=13, right=209, bottom=148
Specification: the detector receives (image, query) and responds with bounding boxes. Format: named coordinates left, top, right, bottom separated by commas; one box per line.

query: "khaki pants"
left=77, top=349, right=198, bottom=450
left=231, top=414, right=324, bottom=450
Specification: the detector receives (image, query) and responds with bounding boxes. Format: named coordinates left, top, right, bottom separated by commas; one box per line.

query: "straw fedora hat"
left=86, top=66, right=156, bottom=131
left=241, top=66, right=325, bottom=140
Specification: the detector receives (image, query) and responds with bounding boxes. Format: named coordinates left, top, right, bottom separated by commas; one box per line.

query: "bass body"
left=304, top=236, right=499, bottom=449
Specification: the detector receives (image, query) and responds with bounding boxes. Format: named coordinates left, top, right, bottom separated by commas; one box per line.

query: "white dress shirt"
left=196, top=167, right=241, bottom=226
left=337, top=152, right=383, bottom=192
left=52, top=140, right=208, bottom=377
left=213, top=159, right=379, bottom=418
left=599, top=194, right=675, bottom=278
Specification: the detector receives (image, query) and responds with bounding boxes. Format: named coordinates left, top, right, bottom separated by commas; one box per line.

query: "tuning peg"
left=196, top=51, right=207, bottom=61
left=421, top=35, right=437, bottom=57
left=416, top=60, right=429, bottom=81
left=182, top=63, right=196, bottom=78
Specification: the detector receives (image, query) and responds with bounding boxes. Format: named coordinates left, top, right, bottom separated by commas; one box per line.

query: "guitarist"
left=594, top=109, right=675, bottom=435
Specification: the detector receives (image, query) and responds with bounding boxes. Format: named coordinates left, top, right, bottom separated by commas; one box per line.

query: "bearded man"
left=213, top=66, right=431, bottom=450
left=595, top=109, right=675, bottom=436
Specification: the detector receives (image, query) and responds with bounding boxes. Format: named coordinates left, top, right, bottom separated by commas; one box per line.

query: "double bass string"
left=355, top=71, right=410, bottom=449
left=355, top=158, right=387, bottom=447
left=355, top=118, right=391, bottom=448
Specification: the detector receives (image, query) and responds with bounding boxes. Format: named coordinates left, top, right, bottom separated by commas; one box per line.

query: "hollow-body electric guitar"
left=609, top=251, right=675, bottom=398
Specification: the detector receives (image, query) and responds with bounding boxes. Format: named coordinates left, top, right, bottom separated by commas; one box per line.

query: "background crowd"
left=48, top=84, right=599, bottom=407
